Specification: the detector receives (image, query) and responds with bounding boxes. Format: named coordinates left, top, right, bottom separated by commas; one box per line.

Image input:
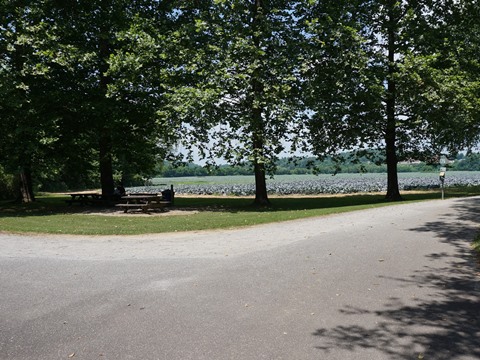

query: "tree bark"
left=98, top=29, right=115, bottom=200
left=99, top=129, right=115, bottom=199
left=385, top=3, right=402, bottom=201
left=12, top=10, right=35, bottom=204
left=17, top=168, right=35, bottom=203
left=251, top=0, right=270, bottom=207
left=253, top=164, right=269, bottom=206
left=252, top=131, right=270, bottom=207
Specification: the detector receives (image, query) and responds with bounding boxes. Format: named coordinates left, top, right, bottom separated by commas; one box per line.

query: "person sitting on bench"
left=113, top=183, right=126, bottom=200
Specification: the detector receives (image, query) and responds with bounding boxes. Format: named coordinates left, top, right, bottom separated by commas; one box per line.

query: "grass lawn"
left=474, top=233, right=480, bottom=254
left=1, top=187, right=479, bottom=236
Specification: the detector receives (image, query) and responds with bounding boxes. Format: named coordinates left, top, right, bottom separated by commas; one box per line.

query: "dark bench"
left=115, top=199, right=171, bottom=213
left=66, top=193, right=104, bottom=206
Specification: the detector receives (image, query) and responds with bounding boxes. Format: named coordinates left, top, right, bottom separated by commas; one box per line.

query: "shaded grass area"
left=475, top=238, right=480, bottom=252
left=474, top=233, right=480, bottom=267
left=0, top=187, right=479, bottom=235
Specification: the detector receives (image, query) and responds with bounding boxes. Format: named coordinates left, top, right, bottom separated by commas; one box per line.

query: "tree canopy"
left=1, top=0, right=478, bottom=203
left=300, top=0, right=480, bottom=200
left=159, top=1, right=305, bottom=205
left=0, top=1, right=182, bottom=201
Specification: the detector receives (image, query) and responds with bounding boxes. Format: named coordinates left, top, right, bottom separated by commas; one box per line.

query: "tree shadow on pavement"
left=312, top=197, right=480, bottom=360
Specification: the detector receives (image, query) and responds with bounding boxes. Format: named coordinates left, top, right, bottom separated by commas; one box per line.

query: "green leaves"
left=1, top=0, right=478, bottom=201
left=299, top=0, right=480, bottom=199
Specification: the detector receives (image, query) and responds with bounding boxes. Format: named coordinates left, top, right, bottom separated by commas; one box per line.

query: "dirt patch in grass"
left=76, top=208, right=199, bottom=217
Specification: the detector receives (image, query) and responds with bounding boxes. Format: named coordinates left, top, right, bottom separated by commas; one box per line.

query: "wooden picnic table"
left=115, top=194, right=171, bottom=213
left=66, top=192, right=103, bottom=206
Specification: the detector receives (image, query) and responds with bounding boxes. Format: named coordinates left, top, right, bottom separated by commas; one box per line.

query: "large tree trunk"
left=385, top=71, right=401, bottom=201
left=250, top=0, right=270, bottom=207
left=17, top=168, right=35, bottom=203
left=12, top=15, right=34, bottom=204
left=253, top=164, right=269, bottom=206
left=98, top=31, right=115, bottom=200
left=252, top=133, right=270, bottom=206
left=385, top=3, right=402, bottom=201
left=99, top=129, right=115, bottom=199
left=251, top=93, right=269, bottom=206
left=385, top=128, right=401, bottom=201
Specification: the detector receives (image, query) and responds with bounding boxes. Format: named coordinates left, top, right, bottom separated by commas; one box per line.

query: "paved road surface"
left=1, top=197, right=479, bottom=360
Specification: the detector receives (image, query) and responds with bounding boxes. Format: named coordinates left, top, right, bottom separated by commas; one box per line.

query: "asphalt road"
left=1, top=197, right=479, bottom=360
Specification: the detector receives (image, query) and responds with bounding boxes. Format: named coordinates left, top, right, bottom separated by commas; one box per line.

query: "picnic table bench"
left=115, top=195, right=171, bottom=213
left=66, top=192, right=104, bottom=206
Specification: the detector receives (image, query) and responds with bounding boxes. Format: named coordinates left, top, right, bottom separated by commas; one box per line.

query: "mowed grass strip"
left=0, top=187, right=479, bottom=236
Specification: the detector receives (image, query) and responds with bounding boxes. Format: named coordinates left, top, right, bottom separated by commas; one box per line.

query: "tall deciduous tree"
left=302, top=0, right=474, bottom=200
left=173, top=0, right=304, bottom=206
left=44, top=0, right=172, bottom=198
left=107, top=1, right=193, bottom=179
left=0, top=1, right=60, bottom=202
left=1, top=1, right=180, bottom=200
left=436, top=0, right=480, bottom=151
left=49, top=1, right=137, bottom=198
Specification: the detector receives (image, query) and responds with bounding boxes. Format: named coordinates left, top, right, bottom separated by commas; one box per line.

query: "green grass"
left=0, top=187, right=479, bottom=236
left=474, top=233, right=480, bottom=254
left=473, top=233, right=480, bottom=270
